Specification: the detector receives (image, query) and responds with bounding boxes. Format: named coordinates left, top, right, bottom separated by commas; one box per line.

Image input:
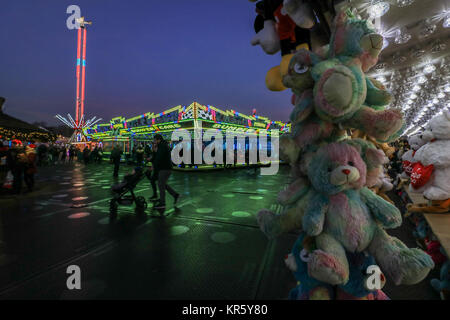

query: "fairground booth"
left=0, top=97, right=55, bottom=144
left=83, top=102, right=290, bottom=166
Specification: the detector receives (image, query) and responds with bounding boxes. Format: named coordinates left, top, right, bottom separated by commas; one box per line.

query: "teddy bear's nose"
left=342, top=169, right=350, bottom=175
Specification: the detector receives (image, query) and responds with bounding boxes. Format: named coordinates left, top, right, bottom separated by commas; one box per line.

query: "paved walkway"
left=0, top=162, right=440, bottom=299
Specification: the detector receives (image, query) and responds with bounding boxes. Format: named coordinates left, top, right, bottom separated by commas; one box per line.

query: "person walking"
left=58, top=146, right=64, bottom=164
left=97, top=146, right=103, bottom=163
left=37, top=143, right=48, bottom=166
left=152, top=134, right=179, bottom=210
left=7, top=140, right=27, bottom=194
left=145, top=142, right=158, bottom=200
left=24, top=144, right=37, bottom=192
left=144, top=143, right=151, bottom=163
left=69, top=145, right=76, bottom=162
left=61, top=146, right=67, bottom=164
left=83, top=147, right=90, bottom=165
left=110, top=145, right=123, bottom=178
left=135, top=144, right=145, bottom=166
left=76, top=148, right=83, bottom=162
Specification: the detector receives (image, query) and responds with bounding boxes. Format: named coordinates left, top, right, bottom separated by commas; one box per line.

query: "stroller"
left=109, top=167, right=147, bottom=219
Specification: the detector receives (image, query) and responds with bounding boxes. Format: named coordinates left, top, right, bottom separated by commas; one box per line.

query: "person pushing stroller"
left=148, top=134, right=179, bottom=210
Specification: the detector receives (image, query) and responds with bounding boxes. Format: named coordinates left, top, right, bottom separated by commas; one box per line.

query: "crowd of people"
left=0, top=140, right=106, bottom=195
left=1, top=135, right=261, bottom=201
left=0, top=140, right=38, bottom=194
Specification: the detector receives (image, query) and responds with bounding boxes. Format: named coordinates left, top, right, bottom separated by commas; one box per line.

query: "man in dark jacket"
left=135, top=144, right=145, bottom=166
left=110, top=145, right=123, bottom=177
left=152, top=134, right=179, bottom=210
left=83, top=147, right=90, bottom=165
left=7, top=141, right=27, bottom=194
left=145, top=142, right=158, bottom=200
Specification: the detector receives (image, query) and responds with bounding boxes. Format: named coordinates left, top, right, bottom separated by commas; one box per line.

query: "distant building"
left=0, top=97, right=55, bottom=143
left=83, top=102, right=290, bottom=159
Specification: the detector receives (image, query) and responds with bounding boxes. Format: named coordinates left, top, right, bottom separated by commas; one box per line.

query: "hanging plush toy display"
left=250, top=0, right=315, bottom=91
left=253, top=8, right=434, bottom=300
left=407, top=110, right=450, bottom=214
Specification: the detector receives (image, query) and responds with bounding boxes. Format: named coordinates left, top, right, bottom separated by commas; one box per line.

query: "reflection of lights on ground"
left=170, top=226, right=190, bottom=236
left=222, top=194, right=235, bottom=198
left=211, top=232, right=236, bottom=244
left=232, top=211, right=251, bottom=218
left=98, top=217, right=109, bottom=225
left=196, top=208, right=214, bottom=214
left=72, top=196, right=89, bottom=201
left=68, top=212, right=90, bottom=219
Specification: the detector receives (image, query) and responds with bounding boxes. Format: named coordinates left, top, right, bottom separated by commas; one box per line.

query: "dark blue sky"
left=1, top=0, right=292, bottom=126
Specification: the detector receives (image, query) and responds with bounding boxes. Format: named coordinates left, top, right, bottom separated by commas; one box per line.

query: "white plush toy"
left=413, top=110, right=450, bottom=200
left=375, top=171, right=393, bottom=193
left=401, top=133, right=426, bottom=179
left=282, top=0, right=315, bottom=29
left=251, top=20, right=280, bottom=55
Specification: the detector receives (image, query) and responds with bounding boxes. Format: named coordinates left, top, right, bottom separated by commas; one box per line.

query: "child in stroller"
left=109, top=166, right=147, bottom=219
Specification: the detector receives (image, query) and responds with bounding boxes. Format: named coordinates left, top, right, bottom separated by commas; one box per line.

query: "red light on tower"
left=76, top=27, right=82, bottom=125
left=75, top=17, right=91, bottom=129
left=80, top=27, right=87, bottom=127
left=56, top=16, right=100, bottom=144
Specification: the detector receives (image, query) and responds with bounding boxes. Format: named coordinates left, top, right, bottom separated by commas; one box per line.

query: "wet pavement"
left=0, top=162, right=440, bottom=299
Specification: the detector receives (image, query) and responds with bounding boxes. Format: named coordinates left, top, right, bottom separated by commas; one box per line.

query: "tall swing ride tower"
left=56, top=16, right=102, bottom=143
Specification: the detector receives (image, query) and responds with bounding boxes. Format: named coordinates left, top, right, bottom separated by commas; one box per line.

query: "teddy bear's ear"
left=366, top=147, right=387, bottom=166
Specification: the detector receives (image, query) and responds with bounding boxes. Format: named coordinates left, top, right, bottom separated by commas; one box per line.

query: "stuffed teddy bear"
left=259, top=138, right=387, bottom=238
left=253, top=7, right=432, bottom=300
left=412, top=218, right=430, bottom=241
left=308, top=12, right=404, bottom=142
left=408, top=110, right=450, bottom=213
left=285, top=231, right=389, bottom=300
left=413, top=110, right=450, bottom=200
left=431, top=248, right=450, bottom=300
left=371, top=170, right=395, bottom=204
left=302, top=142, right=434, bottom=286
left=285, top=232, right=334, bottom=300
left=424, top=238, right=448, bottom=265
left=280, top=15, right=404, bottom=154
left=401, top=133, right=425, bottom=179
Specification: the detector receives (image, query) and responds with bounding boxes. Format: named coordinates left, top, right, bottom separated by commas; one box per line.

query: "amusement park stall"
left=83, top=102, right=290, bottom=164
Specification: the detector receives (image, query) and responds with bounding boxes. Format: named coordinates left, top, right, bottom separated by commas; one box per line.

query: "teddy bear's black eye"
left=348, top=161, right=354, bottom=166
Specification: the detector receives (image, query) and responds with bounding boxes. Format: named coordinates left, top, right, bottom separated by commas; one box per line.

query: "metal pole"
left=80, top=27, right=87, bottom=127
left=75, top=27, right=82, bottom=126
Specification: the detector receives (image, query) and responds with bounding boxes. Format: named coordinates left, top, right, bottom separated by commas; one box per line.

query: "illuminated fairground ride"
left=82, top=101, right=291, bottom=159
left=56, top=16, right=102, bottom=144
